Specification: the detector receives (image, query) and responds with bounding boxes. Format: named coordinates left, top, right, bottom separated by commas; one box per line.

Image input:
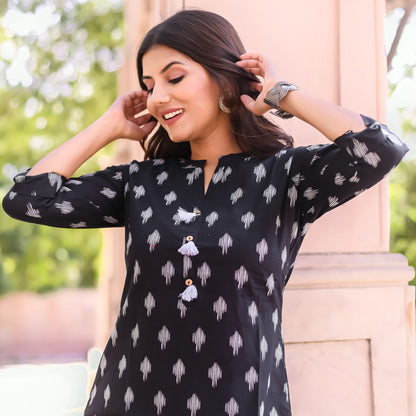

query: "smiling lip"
left=160, top=108, right=184, bottom=125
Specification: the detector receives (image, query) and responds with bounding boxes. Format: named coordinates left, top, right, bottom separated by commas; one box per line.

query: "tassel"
left=178, top=241, right=199, bottom=256
left=179, top=285, right=198, bottom=302
left=176, top=207, right=200, bottom=224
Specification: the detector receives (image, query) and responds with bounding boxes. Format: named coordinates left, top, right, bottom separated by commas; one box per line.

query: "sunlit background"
left=0, top=1, right=415, bottom=415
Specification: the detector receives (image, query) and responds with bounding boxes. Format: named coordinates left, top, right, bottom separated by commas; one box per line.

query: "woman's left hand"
left=236, top=53, right=280, bottom=115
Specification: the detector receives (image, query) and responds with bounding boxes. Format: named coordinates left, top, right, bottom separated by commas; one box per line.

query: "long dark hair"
left=136, top=9, right=293, bottom=160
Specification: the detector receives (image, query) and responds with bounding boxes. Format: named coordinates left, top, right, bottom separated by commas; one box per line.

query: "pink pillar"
left=98, top=0, right=415, bottom=414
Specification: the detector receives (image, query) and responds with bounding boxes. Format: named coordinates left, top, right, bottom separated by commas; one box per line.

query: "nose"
left=147, top=83, right=170, bottom=106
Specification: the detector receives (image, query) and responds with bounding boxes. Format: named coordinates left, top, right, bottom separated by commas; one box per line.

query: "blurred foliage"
left=0, top=0, right=124, bottom=294
left=387, top=9, right=416, bottom=283
left=390, top=160, right=416, bottom=284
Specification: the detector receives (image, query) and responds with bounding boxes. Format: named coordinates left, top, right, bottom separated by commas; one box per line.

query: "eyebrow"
left=142, top=61, right=185, bottom=79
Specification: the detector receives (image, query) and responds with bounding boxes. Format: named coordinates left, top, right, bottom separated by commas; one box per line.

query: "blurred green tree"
left=0, top=0, right=124, bottom=294
left=386, top=4, right=416, bottom=282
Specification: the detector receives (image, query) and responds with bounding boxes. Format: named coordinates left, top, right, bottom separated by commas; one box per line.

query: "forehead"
left=142, top=45, right=194, bottom=76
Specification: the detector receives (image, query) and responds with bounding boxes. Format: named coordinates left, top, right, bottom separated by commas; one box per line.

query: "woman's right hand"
left=104, top=89, right=157, bottom=142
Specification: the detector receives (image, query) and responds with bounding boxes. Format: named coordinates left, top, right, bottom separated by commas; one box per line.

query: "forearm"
left=279, top=89, right=367, bottom=142
left=28, top=113, right=118, bottom=179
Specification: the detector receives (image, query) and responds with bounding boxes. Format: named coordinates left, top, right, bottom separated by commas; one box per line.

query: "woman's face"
left=142, top=45, right=230, bottom=144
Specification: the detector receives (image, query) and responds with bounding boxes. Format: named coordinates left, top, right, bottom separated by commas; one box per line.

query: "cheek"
left=146, top=97, right=157, bottom=117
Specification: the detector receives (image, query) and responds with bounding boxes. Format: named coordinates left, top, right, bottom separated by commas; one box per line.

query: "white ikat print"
left=263, top=184, right=277, bottom=203
left=260, top=336, right=268, bottom=360
left=229, top=331, right=243, bottom=356
left=147, top=230, right=160, bottom=252
left=103, top=216, right=118, bottom=224
left=164, top=190, right=177, bottom=205
left=213, top=296, right=227, bottom=321
left=140, top=356, right=151, bottom=381
left=230, top=187, right=243, bottom=204
left=144, top=292, right=155, bottom=316
left=118, top=355, right=126, bottom=378
left=70, top=221, right=86, bottom=228
left=192, top=327, right=206, bottom=352
left=161, top=261, right=175, bottom=285
left=197, top=262, right=211, bottom=286
left=272, top=309, right=279, bottom=332
left=335, top=172, right=346, bottom=185
left=275, top=344, right=283, bottom=367
left=133, top=185, right=145, bottom=199
left=219, top=233, right=233, bottom=254
left=54, top=201, right=74, bottom=214
left=245, top=367, right=258, bottom=392
left=266, top=274, right=275, bottom=296
left=26, top=203, right=41, bottom=218
left=256, top=239, right=268, bottom=262
left=131, top=324, right=139, bottom=347
left=248, top=301, right=258, bottom=325
left=241, top=211, right=255, bottom=229
left=225, top=397, right=239, bottom=416
left=208, top=362, right=222, bottom=387
left=141, top=207, right=153, bottom=224
left=186, top=167, right=203, bottom=185
left=100, top=187, right=116, bottom=199
left=172, top=359, right=185, bottom=384
left=133, top=260, right=141, bottom=284
left=48, top=172, right=62, bottom=190
left=235, top=266, right=248, bottom=289
left=124, top=387, right=134, bottom=411
left=100, top=354, right=107, bottom=377
left=110, top=326, right=117, bottom=347
left=254, top=163, right=266, bottom=182
left=288, top=185, right=297, bottom=207
left=205, top=211, right=219, bottom=227
left=187, top=394, right=201, bottom=416
left=154, top=391, right=166, bottom=415
left=304, top=187, right=318, bottom=200
left=129, top=162, right=139, bottom=174
left=212, top=166, right=232, bottom=184
left=122, top=298, right=128, bottom=316
left=270, top=407, right=278, bottom=416
left=156, top=171, right=168, bottom=185
left=158, top=326, right=170, bottom=350
left=177, top=299, right=187, bottom=318
left=284, top=382, right=289, bottom=402
left=104, top=384, right=110, bottom=408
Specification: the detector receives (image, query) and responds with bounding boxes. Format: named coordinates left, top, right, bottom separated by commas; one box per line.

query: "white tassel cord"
left=178, top=241, right=199, bottom=256
left=176, top=207, right=200, bottom=224
left=179, top=285, right=198, bottom=302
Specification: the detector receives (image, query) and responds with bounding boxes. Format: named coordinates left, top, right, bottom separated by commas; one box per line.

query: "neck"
left=190, top=129, right=241, bottom=165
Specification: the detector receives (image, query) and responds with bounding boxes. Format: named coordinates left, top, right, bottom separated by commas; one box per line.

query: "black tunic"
left=2, top=116, right=408, bottom=416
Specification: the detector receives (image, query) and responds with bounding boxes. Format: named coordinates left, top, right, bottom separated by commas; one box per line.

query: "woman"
left=2, top=9, right=408, bottom=416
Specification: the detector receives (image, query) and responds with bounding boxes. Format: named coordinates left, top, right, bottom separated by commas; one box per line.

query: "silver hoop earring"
left=218, top=96, right=231, bottom=113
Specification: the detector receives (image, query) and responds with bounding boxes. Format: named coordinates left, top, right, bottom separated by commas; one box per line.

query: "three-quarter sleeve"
left=2, top=164, right=130, bottom=229
left=288, top=115, right=409, bottom=231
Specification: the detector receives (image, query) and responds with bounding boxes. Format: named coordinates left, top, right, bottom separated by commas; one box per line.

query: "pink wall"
left=0, top=289, right=97, bottom=364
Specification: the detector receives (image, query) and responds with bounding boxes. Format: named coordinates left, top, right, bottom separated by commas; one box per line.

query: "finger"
left=240, top=53, right=264, bottom=62
left=240, top=94, right=257, bottom=113
left=132, top=112, right=153, bottom=125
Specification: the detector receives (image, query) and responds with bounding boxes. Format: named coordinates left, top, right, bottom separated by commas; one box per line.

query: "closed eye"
left=169, top=75, right=184, bottom=85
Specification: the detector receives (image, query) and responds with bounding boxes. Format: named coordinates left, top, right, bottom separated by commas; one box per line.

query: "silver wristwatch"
left=263, top=81, right=298, bottom=119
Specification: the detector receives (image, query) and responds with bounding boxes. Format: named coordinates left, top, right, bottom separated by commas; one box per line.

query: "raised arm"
left=236, top=53, right=366, bottom=141
left=28, top=89, right=156, bottom=179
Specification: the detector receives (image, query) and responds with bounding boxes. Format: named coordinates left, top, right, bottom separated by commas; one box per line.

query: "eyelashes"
left=146, top=75, right=184, bottom=94
left=169, top=75, right=184, bottom=85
